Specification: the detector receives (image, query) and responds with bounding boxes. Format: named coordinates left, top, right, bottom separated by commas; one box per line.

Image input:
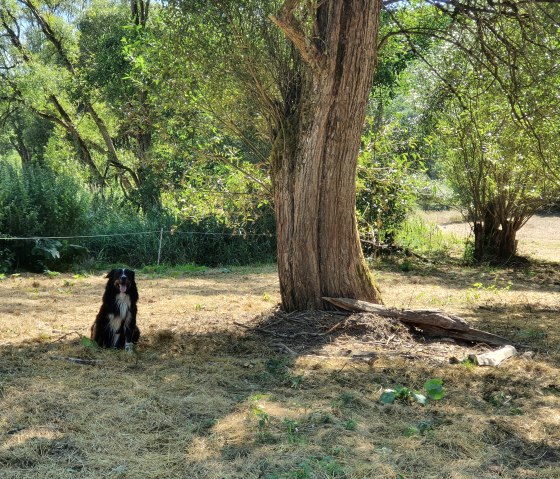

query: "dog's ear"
left=129, top=270, right=135, bottom=280
left=105, top=269, right=116, bottom=279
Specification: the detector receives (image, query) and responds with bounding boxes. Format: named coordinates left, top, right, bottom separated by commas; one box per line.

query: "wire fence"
left=0, top=228, right=276, bottom=266
left=0, top=230, right=276, bottom=241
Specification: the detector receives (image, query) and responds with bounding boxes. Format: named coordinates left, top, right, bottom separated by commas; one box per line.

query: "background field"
left=0, top=216, right=559, bottom=479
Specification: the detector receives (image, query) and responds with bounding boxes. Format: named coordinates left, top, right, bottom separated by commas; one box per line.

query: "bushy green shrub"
left=395, top=214, right=461, bottom=259
left=357, top=154, right=423, bottom=244
left=0, top=163, right=92, bottom=271
left=0, top=163, right=276, bottom=272
left=83, top=207, right=276, bottom=267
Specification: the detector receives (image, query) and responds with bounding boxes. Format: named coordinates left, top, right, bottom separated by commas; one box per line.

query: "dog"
left=91, top=268, right=140, bottom=351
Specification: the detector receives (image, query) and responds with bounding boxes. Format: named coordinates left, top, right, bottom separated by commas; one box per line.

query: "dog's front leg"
left=124, top=315, right=136, bottom=353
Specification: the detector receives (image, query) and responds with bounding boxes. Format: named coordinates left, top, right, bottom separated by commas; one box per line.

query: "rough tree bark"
left=270, top=0, right=383, bottom=311
left=473, top=202, right=521, bottom=261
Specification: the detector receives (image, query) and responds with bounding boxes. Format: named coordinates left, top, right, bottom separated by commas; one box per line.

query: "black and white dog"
left=91, top=268, right=140, bottom=351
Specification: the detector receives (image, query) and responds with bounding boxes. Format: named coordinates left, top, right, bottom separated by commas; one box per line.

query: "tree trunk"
left=473, top=204, right=519, bottom=261
left=48, top=96, right=105, bottom=186
left=497, top=221, right=518, bottom=259
left=272, top=0, right=382, bottom=311
left=12, top=126, right=31, bottom=165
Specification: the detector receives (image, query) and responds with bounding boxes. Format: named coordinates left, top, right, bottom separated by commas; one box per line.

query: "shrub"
left=0, top=163, right=92, bottom=271
left=0, top=162, right=277, bottom=272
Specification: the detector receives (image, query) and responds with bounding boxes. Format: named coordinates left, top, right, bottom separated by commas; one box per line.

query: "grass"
left=1, top=249, right=560, bottom=478
left=395, top=212, right=464, bottom=260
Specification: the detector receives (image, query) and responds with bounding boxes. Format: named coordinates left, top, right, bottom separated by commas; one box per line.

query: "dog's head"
left=106, top=268, right=135, bottom=294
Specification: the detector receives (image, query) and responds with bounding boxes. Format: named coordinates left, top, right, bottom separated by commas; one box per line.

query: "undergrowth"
left=395, top=213, right=463, bottom=259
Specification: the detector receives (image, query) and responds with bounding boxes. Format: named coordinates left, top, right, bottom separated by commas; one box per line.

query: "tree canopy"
left=1, top=0, right=559, bottom=281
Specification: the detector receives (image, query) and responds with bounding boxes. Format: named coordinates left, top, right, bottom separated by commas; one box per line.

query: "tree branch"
left=270, top=0, right=326, bottom=71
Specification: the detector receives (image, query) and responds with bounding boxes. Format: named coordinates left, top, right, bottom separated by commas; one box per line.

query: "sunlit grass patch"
left=140, top=263, right=208, bottom=277
left=396, top=212, right=464, bottom=259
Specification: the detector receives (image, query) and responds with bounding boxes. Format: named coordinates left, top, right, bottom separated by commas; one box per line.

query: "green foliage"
left=423, top=378, right=445, bottom=401
left=357, top=120, right=426, bottom=244
left=139, top=264, right=207, bottom=277
left=395, top=214, right=461, bottom=259
left=380, top=379, right=445, bottom=406
left=0, top=159, right=276, bottom=271
left=403, top=420, right=433, bottom=438
left=263, top=358, right=303, bottom=389
left=83, top=208, right=276, bottom=268
left=0, top=163, right=92, bottom=272
left=81, top=335, right=99, bottom=350
left=283, top=418, right=302, bottom=444
left=285, top=456, right=345, bottom=479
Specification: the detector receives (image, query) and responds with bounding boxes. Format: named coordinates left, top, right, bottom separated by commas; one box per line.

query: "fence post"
left=157, top=228, right=163, bottom=265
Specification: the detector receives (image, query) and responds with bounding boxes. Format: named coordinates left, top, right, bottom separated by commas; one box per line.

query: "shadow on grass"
left=1, top=317, right=559, bottom=478
left=373, top=255, right=560, bottom=294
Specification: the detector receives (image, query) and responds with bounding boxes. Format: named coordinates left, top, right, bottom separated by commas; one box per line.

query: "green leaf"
left=424, top=378, right=445, bottom=400
left=81, top=336, right=98, bottom=349
left=380, top=390, right=397, bottom=404
left=403, top=426, right=421, bottom=437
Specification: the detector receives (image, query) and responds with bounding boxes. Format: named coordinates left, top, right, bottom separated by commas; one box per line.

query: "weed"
left=264, top=358, right=304, bottom=389
left=252, top=405, right=271, bottom=430
left=287, top=456, right=346, bottom=478
left=140, top=263, right=207, bottom=277
left=400, top=259, right=413, bottom=272
left=486, top=391, right=513, bottom=407
left=459, top=357, right=477, bottom=369
left=517, top=329, right=547, bottom=339
left=403, top=420, right=433, bottom=437
left=395, top=214, right=461, bottom=259
left=466, top=277, right=513, bottom=302
left=509, top=408, right=524, bottom=416
left=380, top=378, right=445, bottom=406
left=318, top=413, right=335, bottom=425
left=343, top=419, right=357, bottom=431
left=334, top=392, right=358, bottom=409
left=283, top=418, right=303, bottom=444
left=81, top=336, right=99, bottom=350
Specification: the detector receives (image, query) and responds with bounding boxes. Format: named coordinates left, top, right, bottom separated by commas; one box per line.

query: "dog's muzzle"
left=116, top=275, right=129, bottom=293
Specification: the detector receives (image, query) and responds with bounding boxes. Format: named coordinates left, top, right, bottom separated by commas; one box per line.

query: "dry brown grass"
left=1, top=257, right=559, bottom=479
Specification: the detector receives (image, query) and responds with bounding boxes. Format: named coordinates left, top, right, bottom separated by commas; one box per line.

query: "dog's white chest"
left=116, top=293, right=131, bottom=319
left=108, top=293, right=132, bottom=347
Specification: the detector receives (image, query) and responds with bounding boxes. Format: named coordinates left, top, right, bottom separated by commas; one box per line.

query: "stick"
left=50, top=331, right=83, bottom=343
left=49, top=356, right=102, bottom=365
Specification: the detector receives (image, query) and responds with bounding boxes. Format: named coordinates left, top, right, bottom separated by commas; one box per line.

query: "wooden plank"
left=418, top=325, right=513, bottom=346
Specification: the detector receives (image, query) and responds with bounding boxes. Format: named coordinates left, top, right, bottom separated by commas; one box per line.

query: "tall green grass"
left=395, top=213, right=462, bottom=259
left=83, top=210, right=276, bottom=268
left=0, top=162, right=276, bottom=272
